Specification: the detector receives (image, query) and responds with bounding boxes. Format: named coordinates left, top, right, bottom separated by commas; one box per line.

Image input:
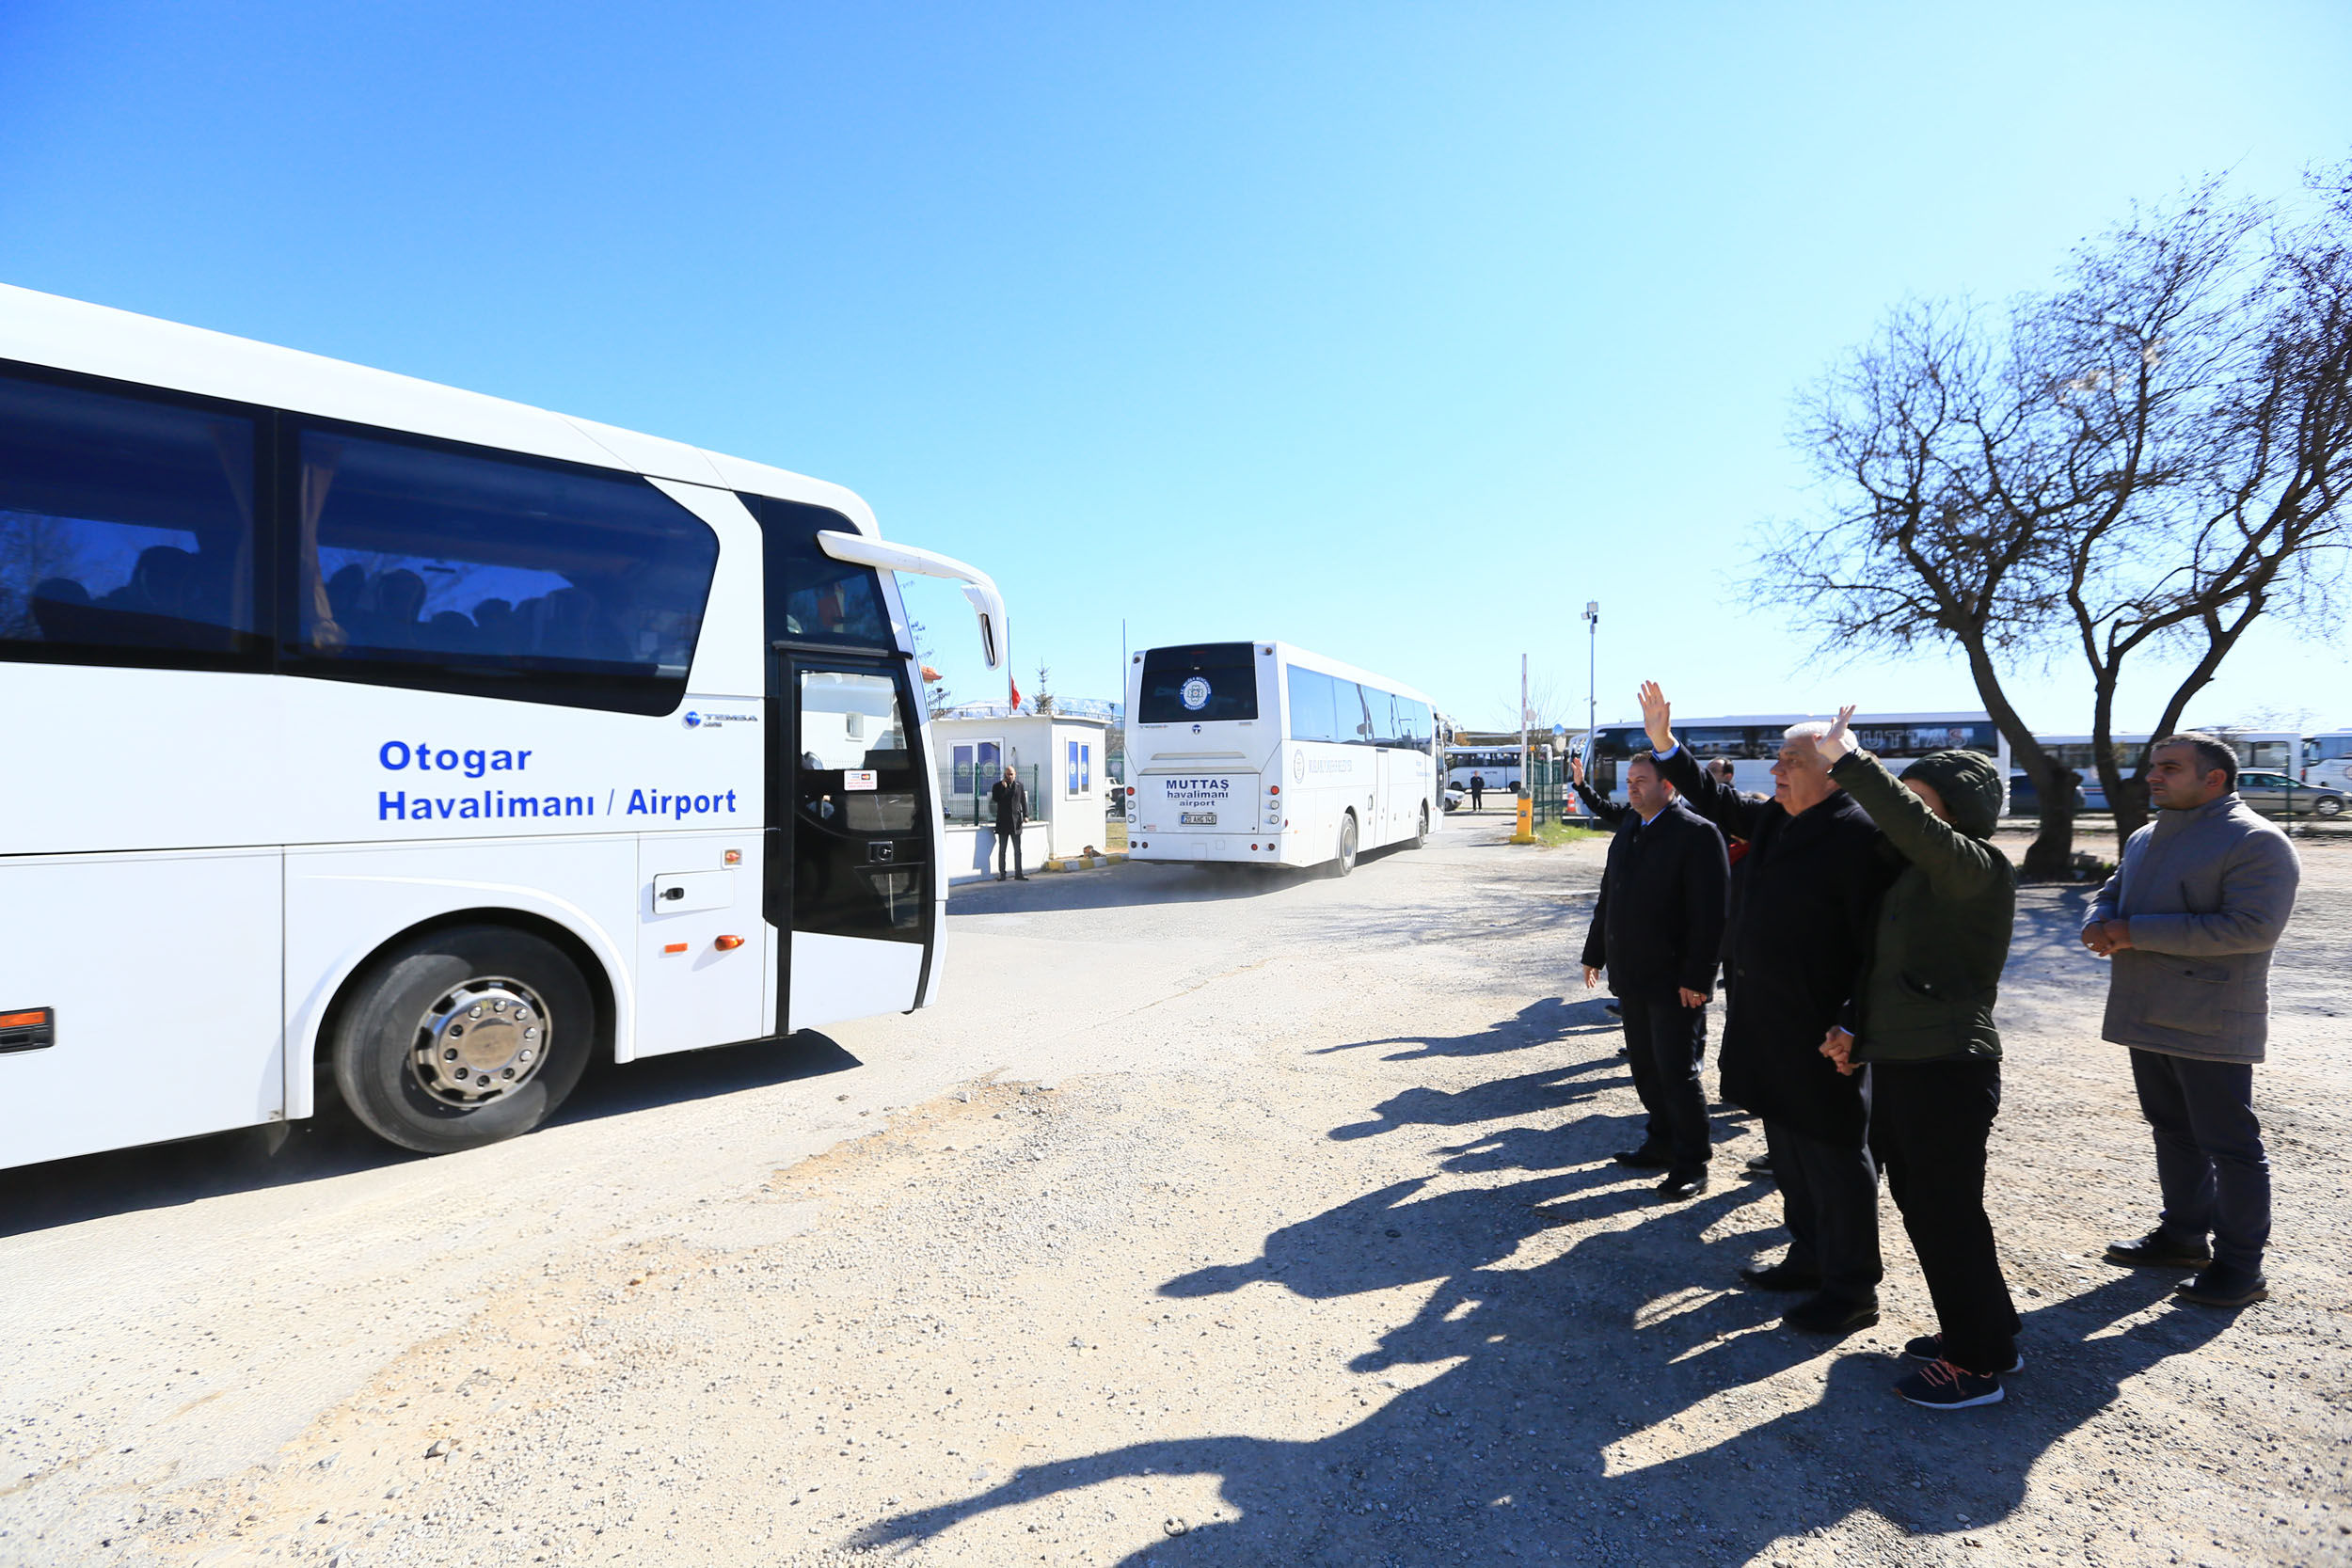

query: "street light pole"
left=1583, top=601, right=1599, bottom=741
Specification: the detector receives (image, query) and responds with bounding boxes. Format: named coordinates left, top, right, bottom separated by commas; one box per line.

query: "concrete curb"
left=1041, top=852, right=1128, bottom=873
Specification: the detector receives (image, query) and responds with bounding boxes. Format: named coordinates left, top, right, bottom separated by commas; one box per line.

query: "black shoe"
left=1783, top=1291, right=1880, bottom=1335
left=1744, top=1152, right=1775, bottom=1179
left=1656, top=1167, right=1708, bottom=1201
left=997, top=873, right=1007, bottom=881
left=2105, top=1228, right=2211, bottom=1269
left=1739, top=1261, right=1821, bottom=1292
left=1604, top=1002, right=1622, bottom=1018
left=1902, top=1333, right=2024, bottom=1375
left=1893, top=1359, right=2005, bottom=1409
left=2174, top=1265, right=2268, bottom=1308
left=1015, top=873, right=1029, bottom=880
left=1613, top=1146, right=1673, bottom=1169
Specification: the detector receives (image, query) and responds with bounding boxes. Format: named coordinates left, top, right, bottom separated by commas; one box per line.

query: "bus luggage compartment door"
left=633, top=836, right=766, bottom=1058
left=0, top=850, right=282, bottom=1170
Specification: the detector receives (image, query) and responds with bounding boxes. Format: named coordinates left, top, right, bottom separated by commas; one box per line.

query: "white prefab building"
left=931, top=713, right=1114, bottom=878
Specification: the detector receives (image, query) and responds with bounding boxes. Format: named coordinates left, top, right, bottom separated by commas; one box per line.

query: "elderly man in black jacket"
left=1580, top=750, right=1729, bottom=1199
left=1638, top=681, right=1892, bottom=1334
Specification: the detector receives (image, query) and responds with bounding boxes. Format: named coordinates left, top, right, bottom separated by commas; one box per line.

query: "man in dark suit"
left=989, top=764, right=1030, bottom=881
left=1639, top=681, right=1893, bottom=1334
left=1581, top=749, right=1730, bottom=1200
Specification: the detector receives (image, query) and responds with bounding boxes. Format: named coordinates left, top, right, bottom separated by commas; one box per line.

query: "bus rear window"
left=1138, top=643, right=1258, bottom=724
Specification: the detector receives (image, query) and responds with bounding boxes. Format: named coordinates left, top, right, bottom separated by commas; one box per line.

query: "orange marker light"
left=723, top=849, right=742, bottom=865
left=0, top=1008, right=48, bottom=1029
left=663, top=942, right=690, bottom=955
left=714, top=935, right=745, bottom=951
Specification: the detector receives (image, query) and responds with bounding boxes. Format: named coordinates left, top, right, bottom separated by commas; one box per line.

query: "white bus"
left=0, top=284, right=1007, bottom=1168
left=2305, top=731, right=2352, bottom=791
left=1583, top=711, right=2010, bottom=804
left=1122, top=641, right=1439, bottom=875
left=1442, top=746, right=1523, bottom=796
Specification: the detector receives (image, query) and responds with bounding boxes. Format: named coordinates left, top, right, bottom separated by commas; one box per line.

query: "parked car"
left=2234, top=768, right=2347, bottom=818
left=1442, top=785, right=1468, bottom=814
left=2005, top=769, right=2090, bottom=817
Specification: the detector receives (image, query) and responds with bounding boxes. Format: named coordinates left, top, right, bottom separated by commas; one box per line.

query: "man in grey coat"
left=2085, top=733, right=2301, bottom=1308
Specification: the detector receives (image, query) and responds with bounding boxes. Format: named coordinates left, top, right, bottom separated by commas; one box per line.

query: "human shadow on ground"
left=1314, top=995, right=1613, bottom=1062
left=857, top=1039, right=2238, bottom=1564
left=0, top=1029, right=862, bottom=1240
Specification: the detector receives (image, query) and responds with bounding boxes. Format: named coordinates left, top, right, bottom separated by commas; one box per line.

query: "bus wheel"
left=331, top=924, right=595, bottom=1155
left=1412, top=802, right=1429, bottom=847
left=1328, top=813, right=1359, bottom=878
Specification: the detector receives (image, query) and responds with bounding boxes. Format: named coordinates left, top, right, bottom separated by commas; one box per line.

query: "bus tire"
left=331, top=924, right=596, bottom=1156
left=1328, top=813, right=1359, bottom=878
left=1412, top=802, right=1429, bottom=847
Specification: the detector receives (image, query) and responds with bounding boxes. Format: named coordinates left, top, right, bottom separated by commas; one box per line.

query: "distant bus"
left=1442, top=746, right=1522, bottom=794
left=2037, top=731, right=2302, bottom=809
left=2304, top=731, right=2352, bottom=790
left=1123, top=641, right=1439, bottom=875
left=1583, top=712, right=2010, bottom=805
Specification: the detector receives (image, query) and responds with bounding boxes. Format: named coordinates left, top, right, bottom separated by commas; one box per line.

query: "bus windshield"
left=1137, top=642, right=1258, bottom=724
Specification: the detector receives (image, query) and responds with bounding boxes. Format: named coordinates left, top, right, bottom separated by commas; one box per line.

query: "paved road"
left=3, top=821, right=2345, bottom=1566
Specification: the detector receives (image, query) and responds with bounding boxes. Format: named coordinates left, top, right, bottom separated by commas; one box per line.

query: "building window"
left=1066, top=739, right=1091, bottom=796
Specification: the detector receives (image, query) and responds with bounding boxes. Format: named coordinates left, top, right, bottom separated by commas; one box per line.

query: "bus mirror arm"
left=817, top=531, right=1009, bottom=672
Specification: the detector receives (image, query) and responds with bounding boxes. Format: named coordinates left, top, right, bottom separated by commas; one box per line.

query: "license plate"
left=1180, top=811, right=1217, bottom=825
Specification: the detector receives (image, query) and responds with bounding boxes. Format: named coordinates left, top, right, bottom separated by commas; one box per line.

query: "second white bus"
left=1122, top=641, right=1440, bottom=874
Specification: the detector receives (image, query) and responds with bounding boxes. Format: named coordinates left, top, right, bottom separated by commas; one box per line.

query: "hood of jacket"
left=1899, top=749, right=2004, bottom=839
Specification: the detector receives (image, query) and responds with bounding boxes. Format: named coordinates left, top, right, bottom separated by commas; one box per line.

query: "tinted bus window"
left=1287, top=664, right=1341, bottom=742
left=286, top=429, right=719, bottom=715
left=1851, top=721, right=1998, bottom=755
left=740, top=494, right=892, bottom=649
left=1138, top=643, right=1258, bottom=723
left=0, top=371, right=263, bottom=669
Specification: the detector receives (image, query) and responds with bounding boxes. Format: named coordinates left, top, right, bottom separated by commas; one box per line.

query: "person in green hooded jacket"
left=1812, top=706, right=2021, bottom=1411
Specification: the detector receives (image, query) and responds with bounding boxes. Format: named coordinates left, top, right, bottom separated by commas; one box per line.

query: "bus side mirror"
left=817, top=531, right=1010, bottom=672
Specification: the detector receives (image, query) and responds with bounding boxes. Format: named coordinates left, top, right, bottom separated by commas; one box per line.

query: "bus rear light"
left=723, top=848, right=742, bottom=865
left=1268, top=784, right=1279, bottom=794
left=714, top=935, right=745, bottom=950
left=663, top=942, right=690, bottom=955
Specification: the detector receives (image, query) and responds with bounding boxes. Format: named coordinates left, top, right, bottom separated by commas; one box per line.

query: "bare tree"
left=1755, top=165, right=2352, bottom=868
left=908, top=617, right=954, bottom=718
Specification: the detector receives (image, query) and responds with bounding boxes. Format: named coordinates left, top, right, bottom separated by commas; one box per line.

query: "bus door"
left=770, top=657, right=932, bottom=1032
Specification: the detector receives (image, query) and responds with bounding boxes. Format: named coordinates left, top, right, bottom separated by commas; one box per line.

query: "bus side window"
left=285, top=429, right=719, bottom=715
left=0, top=370, right=263, bottom=669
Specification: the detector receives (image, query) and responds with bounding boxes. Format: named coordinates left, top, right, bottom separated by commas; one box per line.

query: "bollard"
left=1510, top=792, right=1536, bottom=845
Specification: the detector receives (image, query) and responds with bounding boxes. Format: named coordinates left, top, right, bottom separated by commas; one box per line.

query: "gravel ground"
left=2, top=820, right=2346, bottom=1567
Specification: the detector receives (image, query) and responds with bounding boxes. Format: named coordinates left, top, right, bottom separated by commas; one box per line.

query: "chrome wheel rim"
left=410, top=976, right=552, bottom=1107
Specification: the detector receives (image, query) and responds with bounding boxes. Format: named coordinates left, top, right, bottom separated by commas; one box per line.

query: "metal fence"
left=935, top=763, right=1046, bottom=828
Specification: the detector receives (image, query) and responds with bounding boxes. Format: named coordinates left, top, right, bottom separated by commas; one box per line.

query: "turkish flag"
left=1009, top=673, right=1023, bottom=710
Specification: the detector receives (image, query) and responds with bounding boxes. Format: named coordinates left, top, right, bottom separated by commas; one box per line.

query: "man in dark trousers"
left=1470, top=772, right=1486, bottom=812
left=2087, top=734, right=2300, bottom=1309
left=1638, top=681, right=1891, bottom=1334
left=1811, top=708, right=2021, bottom=1408
left=1580, top=750, right=1728, bottom=1199
left=989, top=763, right=1030, bottom=881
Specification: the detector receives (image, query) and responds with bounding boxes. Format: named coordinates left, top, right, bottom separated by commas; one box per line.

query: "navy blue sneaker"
left=1901, top=1333, right=2022, bottom=1374
left=1895, top=1358, right=2005, bottom=1409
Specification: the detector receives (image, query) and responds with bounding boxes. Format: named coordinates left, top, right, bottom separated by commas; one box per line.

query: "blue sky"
left=6, top=2, right=2348, bottom=734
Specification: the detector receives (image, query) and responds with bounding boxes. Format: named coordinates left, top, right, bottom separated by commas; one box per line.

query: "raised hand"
left=1637, top=681, right=1675, bottom=754
left=1812, top=704, right=1859, bottom=766
left=1570, top=751, right=1586, bottom=787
